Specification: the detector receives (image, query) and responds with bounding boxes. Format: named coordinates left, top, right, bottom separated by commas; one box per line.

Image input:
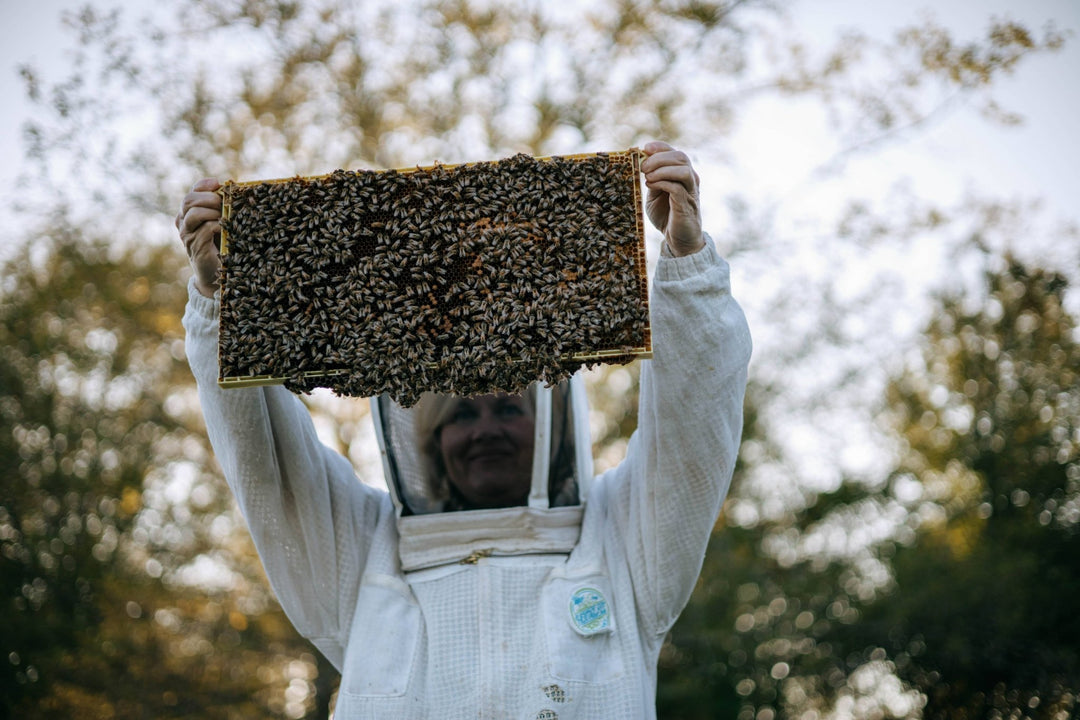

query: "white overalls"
left=182, top=236, right=751, bottom=719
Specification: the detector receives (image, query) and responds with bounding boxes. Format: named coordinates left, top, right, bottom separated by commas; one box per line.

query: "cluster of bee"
left=217, top=151, right=650, bottom=407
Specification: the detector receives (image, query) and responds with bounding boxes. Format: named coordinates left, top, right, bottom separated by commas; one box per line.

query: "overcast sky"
left=1, top=0, right=1076, bottom=521
left=1, top=0, right=1077, bottom=253
left=750, top=0, right=1080, bottom=228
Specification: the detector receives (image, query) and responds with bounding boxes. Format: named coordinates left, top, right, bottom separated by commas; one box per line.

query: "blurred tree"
left=659, top=254, right=1080, bottom=720
left=0, top=228, right=324, bottom=718
left=840, top=256, right=1080, bottom=719
left=5, top=0, right=1069, bottom=717
left=16, top=1, right=1062, bottom=222
left=658, top=385, right=866, bottom=720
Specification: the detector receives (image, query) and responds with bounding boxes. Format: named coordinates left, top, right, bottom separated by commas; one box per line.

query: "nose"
left=469, top=410, right=502, bottom=440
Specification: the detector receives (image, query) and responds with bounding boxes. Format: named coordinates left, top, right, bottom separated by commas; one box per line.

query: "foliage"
left=0, top=226, right=187, bottom=713
left=0, top=229, right=323, bottom=718
left=851, top=257, right=1080, bottom=719
left=3, top=0, right=1073, bottom=717
left=659, top=387, right=867, bottom=720
left=660, top=256, right=1080, bottom=720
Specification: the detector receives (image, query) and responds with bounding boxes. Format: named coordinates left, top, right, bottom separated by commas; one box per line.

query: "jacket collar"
left=370, top=375, right=594, bottom=571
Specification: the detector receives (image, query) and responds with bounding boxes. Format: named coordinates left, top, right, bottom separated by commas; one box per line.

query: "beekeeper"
left=176, top=141, right=752, bottom=719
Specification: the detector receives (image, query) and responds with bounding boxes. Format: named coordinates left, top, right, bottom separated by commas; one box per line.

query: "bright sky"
left=737, top=0, right=1080, bottom=230
left=1, top=0, right=1077, bottom=248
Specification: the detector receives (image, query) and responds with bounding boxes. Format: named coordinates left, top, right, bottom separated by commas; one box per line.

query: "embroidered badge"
left=568, top=587, right=610, bottom=635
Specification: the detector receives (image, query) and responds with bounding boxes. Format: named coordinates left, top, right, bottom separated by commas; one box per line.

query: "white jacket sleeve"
left=181, top=278, right=392, bottom=670
left=603, top=235, right=751, bottom=635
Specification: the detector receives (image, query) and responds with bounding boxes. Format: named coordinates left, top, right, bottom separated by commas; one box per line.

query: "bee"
left=219, top=149, right=649, bottom=404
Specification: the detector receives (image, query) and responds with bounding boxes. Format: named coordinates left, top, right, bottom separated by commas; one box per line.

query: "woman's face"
left=438, top=393, right=535, bottom=509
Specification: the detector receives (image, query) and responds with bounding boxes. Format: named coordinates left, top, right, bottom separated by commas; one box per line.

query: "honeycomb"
left=217, top=150, right=651, bottom=407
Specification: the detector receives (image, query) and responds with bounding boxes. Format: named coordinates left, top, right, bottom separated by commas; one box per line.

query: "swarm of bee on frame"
left=217, top=151, right=650, bottom=407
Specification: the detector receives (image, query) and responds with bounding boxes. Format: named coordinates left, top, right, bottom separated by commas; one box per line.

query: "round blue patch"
left=568, top=587, right=610, bottom=635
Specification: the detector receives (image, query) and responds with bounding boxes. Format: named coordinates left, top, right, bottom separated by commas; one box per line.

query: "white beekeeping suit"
left=181, top=234, right=751, bottom=719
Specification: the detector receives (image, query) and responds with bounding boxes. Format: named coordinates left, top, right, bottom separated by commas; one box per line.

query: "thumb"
left=192, top=177, right=222, bottom=192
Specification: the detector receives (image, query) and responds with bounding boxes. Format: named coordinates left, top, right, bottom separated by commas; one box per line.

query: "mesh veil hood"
left=370, top=374, right=594, bottom=571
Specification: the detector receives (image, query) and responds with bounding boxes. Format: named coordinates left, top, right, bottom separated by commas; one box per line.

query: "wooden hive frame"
left=216, top=149, right=651, bottom=405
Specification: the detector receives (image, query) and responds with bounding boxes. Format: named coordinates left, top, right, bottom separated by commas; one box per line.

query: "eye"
left=495, top=401, right=525, bottom=419
left=446, top=402, right=478, bottom=424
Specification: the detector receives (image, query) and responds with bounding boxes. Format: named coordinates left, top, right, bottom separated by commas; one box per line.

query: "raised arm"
left=177, top=181, right=393, bottom=670
left=603, top=144, right=752, bottom=635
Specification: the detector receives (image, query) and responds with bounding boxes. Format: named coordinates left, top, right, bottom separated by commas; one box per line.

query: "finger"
left=178, top=202, right=222, bottom=245
left=640, top=148, right=691, bottom=175
left=645, top=178, right=698, bottom=209
left=180, top=190, right=223, bottom=220
left=187, top=220, right=222, bottom=258
left=181, top=205, right=222, bottom=230
left=643, top=140, right=675, bottom=156
left=192, top=178, right=221, bottom=193
left=644, top=164, right=698, bottom=195
left=180, top=206, right=223, bottom=238
left=180, top=178, right=223, bottom=214
left=645, top=187, right=671, bottom=233
left=645, top=180, right=698, bottom=209
left=646, top=189, right=670, bottom=213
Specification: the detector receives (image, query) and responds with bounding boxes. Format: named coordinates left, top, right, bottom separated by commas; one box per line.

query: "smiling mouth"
left=468, top=451, right=509, bottom=462
left=468, top=450, right=514, bottom=462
